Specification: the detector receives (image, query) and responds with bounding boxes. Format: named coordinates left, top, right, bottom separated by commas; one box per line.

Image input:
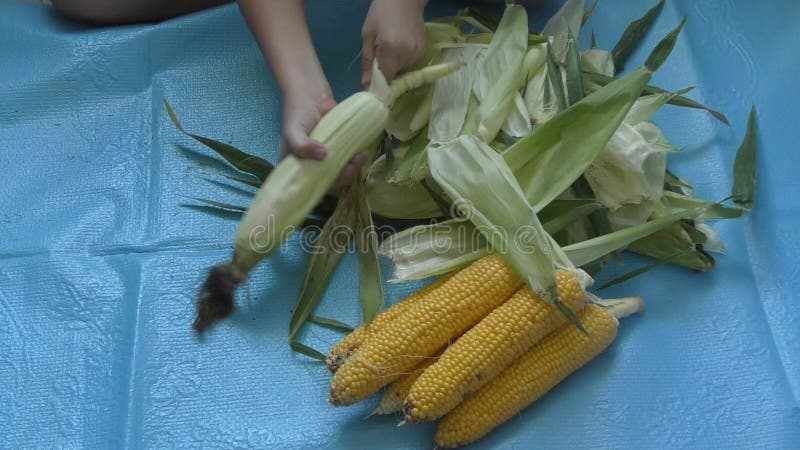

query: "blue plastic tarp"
left=1, top=0, right=798, bottom=448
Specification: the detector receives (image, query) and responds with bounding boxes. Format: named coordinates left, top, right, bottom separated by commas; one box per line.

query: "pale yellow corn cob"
left=405, top=269, right=585, bottom=422
left=326, top=274, right=453, bottom=372
left=435, top=299, right=643, bottom=448
left=329, top=254, right=523, bottom=406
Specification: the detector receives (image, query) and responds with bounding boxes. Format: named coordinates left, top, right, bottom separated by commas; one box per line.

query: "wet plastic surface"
left=1, top=0, right=798, bottom=448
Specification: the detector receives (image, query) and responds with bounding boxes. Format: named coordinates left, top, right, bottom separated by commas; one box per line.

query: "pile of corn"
left=174, top=0, right=757, bottom=446
left=327, top=254, right=643, bottom=447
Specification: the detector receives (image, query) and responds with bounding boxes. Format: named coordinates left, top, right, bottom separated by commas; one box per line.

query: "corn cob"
left=326, top=274, right=453, bottom=373
left=435, top=298, right=644, bottom=448
left=370, top=354, right=440, bottom=417
left=329, top=254, right=523, bottom=406
left=193, top=60, right=464, bottom=332
left=404, top=269, right=585, bottom=422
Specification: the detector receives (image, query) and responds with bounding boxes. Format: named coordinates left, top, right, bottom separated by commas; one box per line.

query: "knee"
left=50, top=0, right=127, bottom=25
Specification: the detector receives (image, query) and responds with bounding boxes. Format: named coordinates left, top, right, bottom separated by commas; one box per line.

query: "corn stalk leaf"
left=462, top=6, right=499, bottom=31
left=732, top=106, right=758, bottom=210
left=289, top=341, right=326, bottom=361
left=564, top=208, right=698, bottom=267
left=628, top=223, right=715, bottom=271
left=164, top=100, right=274, bottom=181
left=662, top=192, right=744, bottom=220
left=582, top=72, right=730, bottom=124
left=389, top=130, right=430, bottom=184
left=358, top=185, right=384, bottom=324
left=565, top=33, right=585, bottom=106
left=596, top=249, right=692, bottom=291
left=288, top=187, right=358, bottom=343
left=611, top=0, right=665, bottom=72
left=664, top=169, right=694, bottom=195
left=381, top=66, right=653, bottom=281
left=188, top=197, right=247, bottom=212
left=542, top=0, right=585, bottom=61
left=543, top=202, right=604, bottom=235
left=582, top=0, right=600, bottom=27
left=645, top=16, right=686, bottom=72
left=507, top=66, right=652, bottom=210
left=429, top=135, right=570, bottom=301
left=546, top=43, right=568, bottom=111
left=308, top=315, right=354, bottom=332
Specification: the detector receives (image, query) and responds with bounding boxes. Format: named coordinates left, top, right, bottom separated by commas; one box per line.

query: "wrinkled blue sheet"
left=1, top=0, right=798, bottom=448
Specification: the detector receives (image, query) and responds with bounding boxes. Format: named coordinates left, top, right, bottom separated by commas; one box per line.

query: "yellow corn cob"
left=329, top=254, right=523, bottom=406
left=435, top=298, right=644, bottom=448
left=326, top=274, right=453, bottom=372
left=405, top=269, right=585, bottom=422
left=370, top=354, right=440, bottom=416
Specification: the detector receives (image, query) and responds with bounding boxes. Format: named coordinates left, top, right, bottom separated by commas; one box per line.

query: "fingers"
left=337, top=151, right=369, bottom=187
left=284, top=125, right=326, bottom=160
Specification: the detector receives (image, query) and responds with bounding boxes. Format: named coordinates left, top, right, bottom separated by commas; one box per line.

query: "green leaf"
left=546, top=43, right=568, bottom=111
left=582, top=0, right=600, bottom=27
left=644, top=16, right=687, bottom=72
left=538, top=198, right=598, bottom=224
left=507, top=66, right=652, bottom=211
left=287, top=188, right=358, bottom=341
left=628, top=224, right=715, bottom=271
left=421, top=179, right=456, bottom=219
left=541, top=0, right=585, bottom=61
left=221, top=173, right=261, bottom=189
left=564, top=208, right=698, bottom=267
left=664, top=169, right=694, bottom=195
left=582, top=72, right=730, bottom=124
left=591, top=30, right=598, bottom=49
left=389, top=129, right=430, bottom=185
left=186, top=197, right=247, bottom=212
left=308, top=315, right=354, bottom=332
left=611, top=0, right=665, bottom=72
left=357, top=184, right=384, bottom=324
left=597, top=250, right=692, bottom=290
left=662, top=192, right=744, bottom=220
left=565, top=33, right=585, bottom=106
left=164, top=100, right=274, bottom=181
left=571, top=176, right=613, bottom=238
left=381, top=68, right=652, bottom=281
left=732, top=106, right=758, bottom=210
left=289, top=341, right=326, bottom=361
left=462, top=6, right=499, bottom=31
left=543, top=202, right=604, bottom=235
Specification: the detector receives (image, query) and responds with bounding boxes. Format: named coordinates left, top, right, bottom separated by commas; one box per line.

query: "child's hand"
left=282, top=91, right=368, bottom=185
left=361, top=0, right=428, bottom=86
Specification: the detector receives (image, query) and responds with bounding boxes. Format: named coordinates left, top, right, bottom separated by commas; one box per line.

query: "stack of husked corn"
left=327, top=254, right=643, bottom=448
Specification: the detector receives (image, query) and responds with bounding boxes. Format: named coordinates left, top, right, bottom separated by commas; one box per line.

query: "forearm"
left=237, top=0, right=330, bottom=101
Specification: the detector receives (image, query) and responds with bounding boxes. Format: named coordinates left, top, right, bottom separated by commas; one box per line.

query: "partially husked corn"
left=326, top=274, right=453, bottom=372
left=329, top=254, right=523, bottom=406
left=405, top=269, right=585, bottom=422
left=371, top=354, right=440, bottom=416
left=435, top=304, right=621, bottom=448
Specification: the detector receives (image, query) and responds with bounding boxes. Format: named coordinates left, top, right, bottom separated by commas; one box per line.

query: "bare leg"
left=51, top=0, right=232, bottom=25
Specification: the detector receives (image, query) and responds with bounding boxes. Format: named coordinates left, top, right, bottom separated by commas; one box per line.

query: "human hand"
left=361, top=0, right=428, bottom=86
left=282, top=91, right=368, bottom=185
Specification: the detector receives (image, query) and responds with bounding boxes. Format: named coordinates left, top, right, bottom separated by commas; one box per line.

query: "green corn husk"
left=364, top=152, right=441, bottom=220
left=193, top=60, right=463, bottom=331
left=473, top=4, right=530, bottom=143
left=429, top=134, right=575, bottom=301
